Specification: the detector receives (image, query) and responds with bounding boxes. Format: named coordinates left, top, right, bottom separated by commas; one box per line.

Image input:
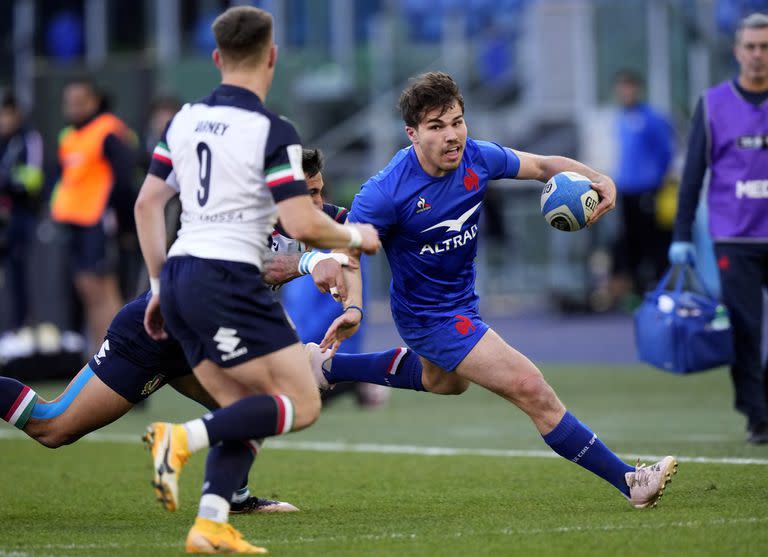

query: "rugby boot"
left=143, top=422, right=192, bottom=512
left=305, top=342, right=332, bottom=390
left=625, top=456, right=678, bottom=509
left=229, top=497, right=299, bottom=514
left=185, top=517, right=267, bottom=554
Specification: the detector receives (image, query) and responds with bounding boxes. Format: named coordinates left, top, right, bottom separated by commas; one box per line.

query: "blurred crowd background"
left=0, top=0, right=766, bottom=378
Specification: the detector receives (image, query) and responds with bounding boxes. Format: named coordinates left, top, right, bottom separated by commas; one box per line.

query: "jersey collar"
left=204, top=84, right=264, bottom=111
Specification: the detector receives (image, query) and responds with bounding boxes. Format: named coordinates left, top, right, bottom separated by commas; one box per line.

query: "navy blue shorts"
left=395, top=309, right=489, bottom=372
left=66, top=222, right=118, bottom=275
left=161, top=256, right=299, bottom=368
left=89, top=292, right=192, bottom=403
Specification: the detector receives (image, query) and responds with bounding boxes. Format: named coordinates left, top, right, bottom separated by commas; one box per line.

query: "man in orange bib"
left=51, top=78, right=136, bottom=353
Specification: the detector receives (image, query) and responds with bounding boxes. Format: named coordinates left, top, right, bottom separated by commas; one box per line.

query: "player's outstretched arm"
left=277, top=195, right=381, bottom=254
left=319, top=256, right=363, bottom=356
left=134, top=174, right=178, bottom=339
left=513, top=150, right=616, bottom=224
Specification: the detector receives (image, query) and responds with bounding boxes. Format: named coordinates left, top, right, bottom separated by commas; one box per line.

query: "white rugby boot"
left=625, top=456, right=678, bottom=509
left=305, top=342, right=332, bottom=390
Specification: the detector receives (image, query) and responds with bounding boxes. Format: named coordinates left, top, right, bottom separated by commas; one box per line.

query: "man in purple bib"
left=670, top=13, right=768, bottom=444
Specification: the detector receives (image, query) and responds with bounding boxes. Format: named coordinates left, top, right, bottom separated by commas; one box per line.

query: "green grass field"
left=1, top=365, right=767, bottom=556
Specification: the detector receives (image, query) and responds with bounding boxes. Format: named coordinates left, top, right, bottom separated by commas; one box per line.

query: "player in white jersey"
left=134, top=7, right=380, bottom=553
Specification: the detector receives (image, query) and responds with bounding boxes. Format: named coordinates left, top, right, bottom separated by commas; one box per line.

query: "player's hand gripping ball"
left=540, top=172, right=599, bottom=231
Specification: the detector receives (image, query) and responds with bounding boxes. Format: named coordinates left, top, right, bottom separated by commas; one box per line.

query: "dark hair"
left=398, top=72, right=465, bottom=128
left=1, top=92, right=18, bottom=110
left=302, top=148, right=324, bottom=178
left=212, top=6, right=273, bottom=66
left=614, top=69, right=644, bottom=87
left=150, top=95, right=182, bottom=115
left=65, top=75, right=100, bottom=96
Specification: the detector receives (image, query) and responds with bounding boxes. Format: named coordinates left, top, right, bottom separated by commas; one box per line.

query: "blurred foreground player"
left=313, top=72, right=678, bottom=510
left=135, top=6, right=379, bottom=553
left=0, top=292, right=298, bottom=513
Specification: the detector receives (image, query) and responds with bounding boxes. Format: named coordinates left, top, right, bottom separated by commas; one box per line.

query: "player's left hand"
left=319, top=308, right=362, bottom=357
left=311, top=257, right=359, bottom=302
left=588, top=174, right=617, bottom=225
left=144, top=294, right=168, bottom=341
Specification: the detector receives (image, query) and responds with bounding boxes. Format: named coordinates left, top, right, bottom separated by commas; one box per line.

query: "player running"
left=313, top=72, right=678, bottom=510
left=135, top=6, right=379, bottom=553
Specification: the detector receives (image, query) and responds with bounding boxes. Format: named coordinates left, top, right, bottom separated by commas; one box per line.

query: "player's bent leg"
left=455, top=329, right=564, bottom=432
left=2, top=366, right=133, bottom=448
left=420, top=357, right=470, bottom=395
left=456, top=329, right=677, bottom=507
left=167, top=375, right=300, bottom=514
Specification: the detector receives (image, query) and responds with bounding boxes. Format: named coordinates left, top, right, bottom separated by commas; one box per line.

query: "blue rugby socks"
left=0, top=377, right=38, bottom=429
left=184, top=394, right=293, bottom=452
left=543, top=411, right=634, bottom=496
left=199, top=441, right=256, bottom=523
left=324, top=348, right=425, bottom=391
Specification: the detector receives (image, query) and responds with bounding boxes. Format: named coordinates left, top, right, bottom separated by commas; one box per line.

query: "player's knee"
left=35, top=430, right=77, bottom=449
left=288, top=391, right=322, bottom=431
left=508, top=372, right=554, bottom=406
left=427, top=376, right=470, bottom=395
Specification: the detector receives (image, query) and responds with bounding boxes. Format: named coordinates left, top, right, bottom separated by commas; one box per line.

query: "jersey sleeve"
left=348, top=180, right=396, bottom=237
left=475, top=140, right=521, bottom=179
left=264, top=117, right=309, bottom=203
left=322, top=202, right=349, bottom=224
left=148, top=119, right=176, bottom=188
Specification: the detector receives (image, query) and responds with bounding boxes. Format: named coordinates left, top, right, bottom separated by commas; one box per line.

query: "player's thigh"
left=193, top=344, right=320, bottom=429
left=168, top=374, right=219, bottom=411
left=455, top=329, right=564, bottom=423
left=25, top=367, right=133, bottom=447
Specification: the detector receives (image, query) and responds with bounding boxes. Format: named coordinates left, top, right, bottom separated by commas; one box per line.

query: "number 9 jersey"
left=148, top=84, right=309, bottom=269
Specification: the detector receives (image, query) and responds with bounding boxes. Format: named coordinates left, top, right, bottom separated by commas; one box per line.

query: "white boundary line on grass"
left=2, top=429, right=768, bottom=465
left=6, top=516, right=768, bottom=553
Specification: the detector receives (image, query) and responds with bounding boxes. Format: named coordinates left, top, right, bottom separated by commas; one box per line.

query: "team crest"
left=141, top=374, right=165, bottom=396
left=416, top=196, right=432, bottom=214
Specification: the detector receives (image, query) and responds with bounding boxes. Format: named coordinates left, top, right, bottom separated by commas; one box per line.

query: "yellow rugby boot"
left=143, top=422, right=192, bottom=512
left=185, top=518, right=267, bottom=554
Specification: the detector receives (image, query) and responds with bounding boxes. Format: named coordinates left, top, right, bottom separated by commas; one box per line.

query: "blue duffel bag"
left=634, top=264, right=733, bottom=374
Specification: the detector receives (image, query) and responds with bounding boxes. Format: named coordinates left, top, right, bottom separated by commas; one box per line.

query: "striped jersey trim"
left=266, top=164, right=297, bottom=188
left=5, top=387, right=38, bottom=429
left=152, top=142, right=172, bottom=165
left=334, top=207, right=348, bottom=222
left=274, top=394, right=294, bottom=435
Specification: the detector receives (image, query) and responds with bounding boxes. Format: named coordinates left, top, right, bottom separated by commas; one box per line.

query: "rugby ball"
left=540, top=172, right=599, bottom=231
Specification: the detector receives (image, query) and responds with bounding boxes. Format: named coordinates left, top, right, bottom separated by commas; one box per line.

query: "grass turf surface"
left=1, top=365, right=767, bottom=556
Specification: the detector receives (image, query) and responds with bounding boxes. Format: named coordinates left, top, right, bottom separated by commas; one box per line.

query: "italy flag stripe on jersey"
left=266, top=163, right=296, bottom=188
left=152, top=142, right=172, bottom=165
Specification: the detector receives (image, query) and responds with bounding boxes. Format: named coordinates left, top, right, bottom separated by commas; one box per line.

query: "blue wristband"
left=344, top=305, right=364, bottom=321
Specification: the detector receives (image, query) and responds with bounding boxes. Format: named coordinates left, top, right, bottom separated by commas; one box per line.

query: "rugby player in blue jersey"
left=311, top=72, right=678, bottom=510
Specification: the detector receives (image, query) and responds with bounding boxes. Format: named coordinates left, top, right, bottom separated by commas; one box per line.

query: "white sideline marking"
left=1, top=429, right=768, bottom=465
left=7, top=516, right=768, bottom=552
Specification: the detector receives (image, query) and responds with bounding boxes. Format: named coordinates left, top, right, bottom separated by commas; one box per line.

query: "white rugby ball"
left=540, top=172, right=599, bottom=231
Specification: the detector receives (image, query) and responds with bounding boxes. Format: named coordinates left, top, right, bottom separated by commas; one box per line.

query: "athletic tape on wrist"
left=149, top=277, right=161, bottom=296
left=347, top=226, right=362, bottom=248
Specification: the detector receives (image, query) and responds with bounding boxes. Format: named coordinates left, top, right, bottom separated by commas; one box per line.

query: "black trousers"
left=714, top=242, right=768, bottom=430
left=613, top=191, right=671, bottom=294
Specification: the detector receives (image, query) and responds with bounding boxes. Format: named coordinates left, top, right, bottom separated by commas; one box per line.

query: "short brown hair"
left=212, top=6, right=273, bottom=66
left=398, top=72, right=465, bottom=128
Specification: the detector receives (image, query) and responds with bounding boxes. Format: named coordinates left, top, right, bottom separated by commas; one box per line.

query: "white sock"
left=184, top=418, right=210, bottom=453
left=198, top=493, right=230, bottom=523
left=232, top=486, right=250, bottom=504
